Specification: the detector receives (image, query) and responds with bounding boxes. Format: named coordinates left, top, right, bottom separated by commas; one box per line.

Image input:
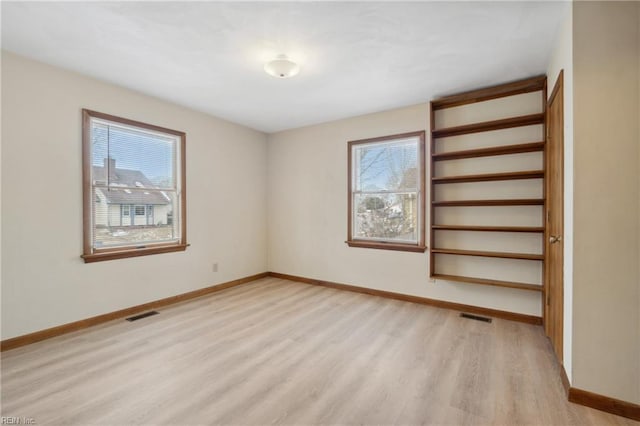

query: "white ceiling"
left=1, top=1, right=569, bottom=133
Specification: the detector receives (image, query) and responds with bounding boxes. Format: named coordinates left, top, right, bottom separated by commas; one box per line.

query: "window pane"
left=93, top=188, right=179, bottom=248
left=91, top=121, right=176, bottom=190
left=354, top=138, right=418, bottom=192
left=353, top=192, right=418, bottom=242
left=84, top=110, right=186, bottom=261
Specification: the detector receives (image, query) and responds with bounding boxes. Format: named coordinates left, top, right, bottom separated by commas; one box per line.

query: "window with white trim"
left=347, top=131, right=426, bottom=252
left=82, top=109, right=187, bottom=263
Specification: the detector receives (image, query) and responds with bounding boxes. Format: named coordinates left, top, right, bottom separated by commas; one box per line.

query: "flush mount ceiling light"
left=264, top=54, right=300, bottom=79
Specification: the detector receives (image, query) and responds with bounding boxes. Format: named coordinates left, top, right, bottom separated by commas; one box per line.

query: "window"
left=82, top=109, right=187, bottom=262
left=347, top=131, right=426, bottom=252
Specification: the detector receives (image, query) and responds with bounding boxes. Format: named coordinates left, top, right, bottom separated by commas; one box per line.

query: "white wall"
left=0, top=51, right=3, bottom=339
left=572, top=1, right=640, bottom=404
left=546, top=3, right=574, bottom=383
left=268, top=103, right=541, bottom=316
left=1, top=52, right=268, bottom=340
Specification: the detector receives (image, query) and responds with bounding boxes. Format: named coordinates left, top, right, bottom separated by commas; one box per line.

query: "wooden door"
left=545, top=71, right=564, bottom=362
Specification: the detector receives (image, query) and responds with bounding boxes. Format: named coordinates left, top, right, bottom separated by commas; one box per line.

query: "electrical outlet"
left=212, top=262, right=218, bottom=273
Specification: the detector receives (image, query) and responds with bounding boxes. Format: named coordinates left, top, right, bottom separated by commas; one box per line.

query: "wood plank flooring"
left=1, top=277, right=637, bottom=425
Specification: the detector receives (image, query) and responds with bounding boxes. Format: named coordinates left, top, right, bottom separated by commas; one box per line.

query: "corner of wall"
left=571, top=0, right=640, bottom=404
left=1, top=52, right=270, bottom=339
left=546, top=2, right=574, bottom=385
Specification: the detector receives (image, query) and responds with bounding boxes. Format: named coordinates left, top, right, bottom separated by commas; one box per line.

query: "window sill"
left=345, top=240, right=427, bottom=253
left=82, top=244, right=188, bottom=263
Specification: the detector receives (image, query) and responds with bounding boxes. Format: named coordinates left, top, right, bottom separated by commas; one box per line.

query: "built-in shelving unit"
left=429, top=75, right=547, bottom=293
left=431, top=113, right=544, bottom=138
left=431, top=248, right=544, bottom=261
left=431, top=225, right=544, bottom=233
left=432, top=170, right=544, bottom=184
left=431, top=199, right=544, bottom=207
left=431, top=274, right=543, bottom=292
left=431, top=141, right=545, bottom=161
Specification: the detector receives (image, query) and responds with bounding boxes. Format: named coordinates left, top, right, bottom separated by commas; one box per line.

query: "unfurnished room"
left=1, top=1, right=639, bottom=425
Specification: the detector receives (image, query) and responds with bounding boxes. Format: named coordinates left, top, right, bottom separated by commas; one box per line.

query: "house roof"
left=93, top=165, right=170, bottom=205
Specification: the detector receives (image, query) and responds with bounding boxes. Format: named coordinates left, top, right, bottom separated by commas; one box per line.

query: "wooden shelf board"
left=432, top=199, right=544, bottom=207
left=431, top=76, right=547, bottom=110
left=432, top=248, right=544, bottom=261
left=432, top=225, right=544, bottom=233
left=432, top=142, right=545, bottom=161
left=432, top=170, right=544, bottom=184
left=432, top=274, right=543, bottom=292
left=432, top=113, right=544, bottom=138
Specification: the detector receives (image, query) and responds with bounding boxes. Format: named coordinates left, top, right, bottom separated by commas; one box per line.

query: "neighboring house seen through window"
left=82, top=109, right=187, bottom=262
left=347, top=131, right=426, bottom=252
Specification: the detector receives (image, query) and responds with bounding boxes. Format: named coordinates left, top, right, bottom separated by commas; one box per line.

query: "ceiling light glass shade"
left=264, top=55, right=300, bottom=79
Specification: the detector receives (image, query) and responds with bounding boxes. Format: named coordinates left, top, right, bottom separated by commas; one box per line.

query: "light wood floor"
left=1, top=277, right=637, bottom=425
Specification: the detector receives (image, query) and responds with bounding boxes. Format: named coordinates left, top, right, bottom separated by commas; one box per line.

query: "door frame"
left=544, top=70, right=565, bottom=362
